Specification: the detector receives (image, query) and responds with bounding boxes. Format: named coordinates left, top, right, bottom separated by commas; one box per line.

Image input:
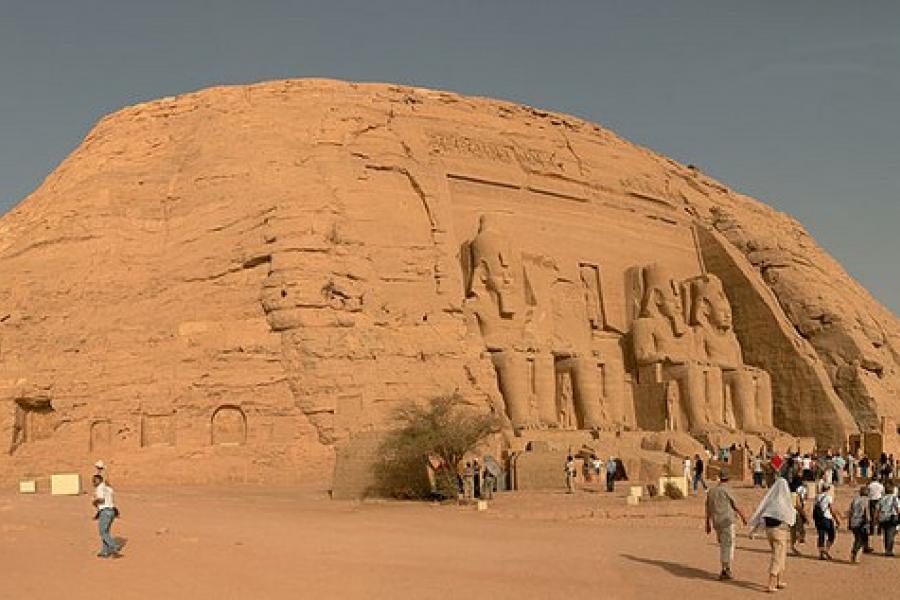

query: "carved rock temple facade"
left=1, top=80, right=897, bottom=487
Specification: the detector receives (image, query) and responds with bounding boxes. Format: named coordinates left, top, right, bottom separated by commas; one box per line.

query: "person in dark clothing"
left=693, top=454, right=708, bottom=493
left=605, top=456, right=616, bottom=492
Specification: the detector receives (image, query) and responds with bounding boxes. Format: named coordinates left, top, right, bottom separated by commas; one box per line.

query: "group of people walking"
left=706, top=463, right=898, bottom=593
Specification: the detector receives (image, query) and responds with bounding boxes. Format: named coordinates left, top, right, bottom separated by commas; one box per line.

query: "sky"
left=1, top=1, right=897, bottom=313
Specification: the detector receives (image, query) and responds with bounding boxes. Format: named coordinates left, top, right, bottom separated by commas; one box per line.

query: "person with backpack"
left=847, top=486, right=873, bottom=562
left=813, top=483, right=840, bottom=560
left=873, top=482, right=899, bottom=556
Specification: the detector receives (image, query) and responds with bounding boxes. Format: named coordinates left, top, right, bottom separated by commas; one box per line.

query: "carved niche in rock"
left=211, top=405, right=248, bottom=446
left=10, top=397, right=56, bottom=454
left=579, top=263, right=605, bottom=331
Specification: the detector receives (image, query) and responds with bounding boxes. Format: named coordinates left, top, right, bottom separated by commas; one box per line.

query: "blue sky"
left=1, top=1, right=897, bottom=312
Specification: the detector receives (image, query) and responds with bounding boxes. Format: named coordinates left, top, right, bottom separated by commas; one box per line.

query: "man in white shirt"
left=801, top=456, right=813, bottom=481
left=814, top=485, right=840, bottom=560
left=868, top=479, right=885, bottom=536
left=92, top=475, right=121, bottom=558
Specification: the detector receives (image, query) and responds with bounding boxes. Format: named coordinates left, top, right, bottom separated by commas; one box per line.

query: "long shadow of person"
left=735, top=545, right=852, bottom=565
left=620, top=554, right=766, bottom=593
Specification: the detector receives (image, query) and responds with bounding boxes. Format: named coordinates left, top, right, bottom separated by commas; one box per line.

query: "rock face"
left=1, top=79, right=897, bottom=486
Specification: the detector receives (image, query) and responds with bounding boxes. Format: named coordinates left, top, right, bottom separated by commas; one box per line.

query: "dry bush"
left=375, top=393, right=498, bottom=500
left=664, top=482, right=685, bottom=500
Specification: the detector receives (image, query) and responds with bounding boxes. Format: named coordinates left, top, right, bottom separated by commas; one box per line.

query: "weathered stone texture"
left=0, top=79, right=896, bottom=485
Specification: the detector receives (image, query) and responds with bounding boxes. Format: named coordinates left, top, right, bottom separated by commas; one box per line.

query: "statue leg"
left=601, top=359, right=629, bottom=427
left=704, top=367, right=726, bottom=428
left=533, top=353, right=557, bottom=427
left=726, top=369, right=756, bottom=431
left=754, top=369, right=774, bottom=429
left=491, top=351, right=533, bottom=429
left=572, top=356, right=605, bottom=429
left=671, top=364, right=709, bottom=433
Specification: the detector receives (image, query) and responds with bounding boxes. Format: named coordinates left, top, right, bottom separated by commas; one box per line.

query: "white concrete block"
left=629, top=486, right=643, bottom=497
left=476, top=500, right=488, bottom=511
left=19, top=480, right=36, bottom=494
left=626, top=495, right=640, bottom=506
left=50, top=474, right=81, bottom=496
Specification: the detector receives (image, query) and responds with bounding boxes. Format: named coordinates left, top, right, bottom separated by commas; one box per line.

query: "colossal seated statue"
left=687, top=274, right=774, bottom=433
left=631, top=264, right=723, bottom=434
left=465, top=215, right=552, bottom=430
left=463, top=214, right=608, bottom=432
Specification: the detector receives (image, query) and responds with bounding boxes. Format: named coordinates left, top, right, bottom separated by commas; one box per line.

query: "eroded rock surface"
left=0, top=79, right=896, bottom=485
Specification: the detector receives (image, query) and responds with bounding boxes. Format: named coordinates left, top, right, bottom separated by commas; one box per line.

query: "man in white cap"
left=705, top=468, right=747, bottom=580
left=94, top=460, right=108, bottom=483
left=91, top=474, right=121, bottom=558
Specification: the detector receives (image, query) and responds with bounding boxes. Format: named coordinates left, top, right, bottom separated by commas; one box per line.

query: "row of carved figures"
left=461, top=214, right=775, bottom=437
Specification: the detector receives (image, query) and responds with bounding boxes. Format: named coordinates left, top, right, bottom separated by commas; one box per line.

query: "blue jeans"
left=693, top=473, right=707, bottom=492
left=816, top=518, right=836, bottom=548
left=98, top=508, right=118, bottom=556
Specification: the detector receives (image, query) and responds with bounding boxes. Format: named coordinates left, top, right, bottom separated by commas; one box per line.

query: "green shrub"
left=375, top=393, right=498, bottom=500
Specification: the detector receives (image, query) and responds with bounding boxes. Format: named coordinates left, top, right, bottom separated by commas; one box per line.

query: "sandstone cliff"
left=1, top=79, right=896, bottom=485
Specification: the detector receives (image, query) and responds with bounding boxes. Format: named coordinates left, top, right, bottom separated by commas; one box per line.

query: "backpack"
left=813, top=494, right=829, bottom=524
left=879, top=495, right=899, bottom=526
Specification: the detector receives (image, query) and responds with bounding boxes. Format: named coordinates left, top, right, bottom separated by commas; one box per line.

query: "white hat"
left=94, top=460, right=106, bottom=469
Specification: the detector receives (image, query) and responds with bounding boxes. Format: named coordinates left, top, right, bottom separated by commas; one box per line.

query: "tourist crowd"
left=705, top=447, right=897, bottom=593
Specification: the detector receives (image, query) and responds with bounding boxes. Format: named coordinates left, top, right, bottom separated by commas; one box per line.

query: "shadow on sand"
left=734, top=544, right=853, bottom=565
left=621, top=554, right=766, bottom=593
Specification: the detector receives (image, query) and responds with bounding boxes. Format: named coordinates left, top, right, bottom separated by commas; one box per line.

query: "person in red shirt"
left=771, top=454, right=784, bottom=472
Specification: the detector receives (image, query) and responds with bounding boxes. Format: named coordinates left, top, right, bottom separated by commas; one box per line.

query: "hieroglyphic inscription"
left=428, top=131, right=559, bottom=171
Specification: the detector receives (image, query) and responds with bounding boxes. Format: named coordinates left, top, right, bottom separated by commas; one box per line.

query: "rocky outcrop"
left=0, top=79, right=896, bottom=485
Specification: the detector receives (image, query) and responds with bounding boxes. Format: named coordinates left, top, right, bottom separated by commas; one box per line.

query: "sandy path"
left=1, top=484, right=896, bottom=599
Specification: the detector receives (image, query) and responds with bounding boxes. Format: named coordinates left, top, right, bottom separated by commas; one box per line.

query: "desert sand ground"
left=1, top=480, right=896, bottom=599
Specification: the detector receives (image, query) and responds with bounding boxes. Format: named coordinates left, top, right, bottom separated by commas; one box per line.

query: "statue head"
left=689, top=274, right=732, bottom=330
left=639, top=264, right=686, bottom=335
